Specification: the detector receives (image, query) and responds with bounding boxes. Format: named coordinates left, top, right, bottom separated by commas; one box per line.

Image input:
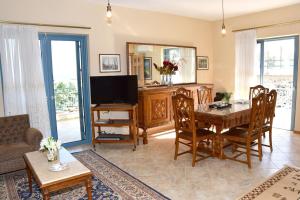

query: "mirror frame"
left=126, top=42, right=197, bottom=86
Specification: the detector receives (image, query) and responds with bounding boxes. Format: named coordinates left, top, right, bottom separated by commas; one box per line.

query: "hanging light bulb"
left=106, top=0, right=112, bottom=19
left=221, top=0, right=226, bottom=35
left=221, top=23, right=226, bottom=35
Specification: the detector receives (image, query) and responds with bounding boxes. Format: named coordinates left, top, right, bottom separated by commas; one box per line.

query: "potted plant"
left=222, top=92, right=232, bottom=103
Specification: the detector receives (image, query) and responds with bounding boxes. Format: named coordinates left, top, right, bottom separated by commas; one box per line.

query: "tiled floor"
left=68, top=129, right=300, bottom=200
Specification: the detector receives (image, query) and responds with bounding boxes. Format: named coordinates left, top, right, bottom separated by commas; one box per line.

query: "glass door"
left=39, top=34, right=91, bottom=146
left=257, top=36, right=299, bottom=130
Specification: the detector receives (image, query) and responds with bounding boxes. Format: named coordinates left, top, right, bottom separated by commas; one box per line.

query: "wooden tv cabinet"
left=138, top=83, right=213, bottom=144
left=91, top=104, right=138, bottom=151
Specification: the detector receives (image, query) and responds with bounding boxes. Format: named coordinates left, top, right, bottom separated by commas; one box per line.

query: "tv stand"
left=91, top=103, right=138, bottom=151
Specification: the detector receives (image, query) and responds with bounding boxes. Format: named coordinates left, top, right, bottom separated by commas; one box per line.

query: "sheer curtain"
left=0, top=24, right=50, bottom=137
left=235, top=29, right=257, bottom=99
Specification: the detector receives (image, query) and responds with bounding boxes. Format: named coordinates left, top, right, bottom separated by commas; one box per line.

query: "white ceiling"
left=100, top=0, right=300, bottom=21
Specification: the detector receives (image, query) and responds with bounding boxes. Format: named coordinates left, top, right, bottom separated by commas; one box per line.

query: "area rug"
left=0, top=150, right=170, bottom=200
left=238, top=165, right=300, bottom=200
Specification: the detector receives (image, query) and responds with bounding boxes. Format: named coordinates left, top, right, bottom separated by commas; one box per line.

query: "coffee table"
left=24, top=147, right=92, bottom=200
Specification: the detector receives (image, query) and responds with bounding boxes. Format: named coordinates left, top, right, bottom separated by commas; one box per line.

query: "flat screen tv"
left=90, top=75, right=138, bottom=105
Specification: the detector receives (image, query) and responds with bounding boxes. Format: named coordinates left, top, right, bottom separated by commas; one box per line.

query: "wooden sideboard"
left=138, top=83, right=213, bottom=144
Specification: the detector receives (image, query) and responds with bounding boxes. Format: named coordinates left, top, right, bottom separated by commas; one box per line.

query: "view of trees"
left=54, top=81, right=78, bottom=111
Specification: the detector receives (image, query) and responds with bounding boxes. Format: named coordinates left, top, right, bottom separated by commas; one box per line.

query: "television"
left=90, top=75, right=138, bottom=105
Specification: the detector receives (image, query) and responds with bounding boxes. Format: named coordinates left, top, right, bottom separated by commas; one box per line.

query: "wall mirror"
left=127, top=42, right=197, bottom=87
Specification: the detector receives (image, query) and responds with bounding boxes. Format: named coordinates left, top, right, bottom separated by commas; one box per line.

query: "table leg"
left=215, top=125, right=223, bottom=159
left=25, top=162, right=33, bottom=194
left=42, top=188, right=50, bottom=200
left=142, top=128, right=148, bottom=144
left=85, top=176, right=92, bottom=200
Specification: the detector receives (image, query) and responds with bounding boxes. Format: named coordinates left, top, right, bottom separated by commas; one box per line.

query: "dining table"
left=195, top=101, right=252, bottom=158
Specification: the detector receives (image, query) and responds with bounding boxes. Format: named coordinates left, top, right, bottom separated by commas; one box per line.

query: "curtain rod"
left=232, top=19, right=300, bottom=32
left=0, top=20, right=92, bottom=29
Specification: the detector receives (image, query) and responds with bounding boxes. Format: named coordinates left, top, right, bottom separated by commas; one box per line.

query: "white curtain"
left=0, top=24, right=50, bottom=137
left=235, top=29, right=257, bottom=99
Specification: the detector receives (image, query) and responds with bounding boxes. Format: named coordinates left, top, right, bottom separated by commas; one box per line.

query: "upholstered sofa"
left=0, top=114, right=43, bottom=174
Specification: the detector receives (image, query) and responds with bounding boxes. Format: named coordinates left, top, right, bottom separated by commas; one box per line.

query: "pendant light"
left=221, top=0, right=226, bottom=35
left=106, top=0, right=112, bottom=19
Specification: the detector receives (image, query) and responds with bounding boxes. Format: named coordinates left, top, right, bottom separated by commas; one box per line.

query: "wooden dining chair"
left=249, top=85, right=269, bottom=100
left=173, top=87, right=193, bottom=97
left=220, top=93, right=266, bottom=168
left=197, top=86, right=213, bottom=105
left=172, top=94, right=215, bottom=167
left=261, top=90, right=277, bottom=152
left=236, top=85, right=269, bottom=130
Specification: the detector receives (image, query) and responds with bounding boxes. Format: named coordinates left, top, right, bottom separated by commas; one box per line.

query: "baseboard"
left=294, top=131, right=300, bottom=134
left=138, top=123, right=174, bottom=136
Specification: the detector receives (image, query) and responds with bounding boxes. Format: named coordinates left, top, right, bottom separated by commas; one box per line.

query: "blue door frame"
left=39, top=33, right=91, bottom=147
left=257, top=35, right=299, bottom=130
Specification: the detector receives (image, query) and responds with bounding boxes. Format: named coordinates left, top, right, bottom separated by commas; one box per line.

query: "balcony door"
left=257, top=36, right=299, bottom=130
left=39, top=34, right=91, bottom=146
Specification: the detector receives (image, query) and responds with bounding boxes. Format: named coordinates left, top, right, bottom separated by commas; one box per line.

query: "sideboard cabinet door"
left=146, top=93, right=171, bottom=127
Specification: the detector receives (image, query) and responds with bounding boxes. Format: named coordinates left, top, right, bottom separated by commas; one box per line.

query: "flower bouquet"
left=153, top=60, right=179, bottom=75
left=154, top=60, right=179, bottom=85
left=40, top=136, right=61, bottom=162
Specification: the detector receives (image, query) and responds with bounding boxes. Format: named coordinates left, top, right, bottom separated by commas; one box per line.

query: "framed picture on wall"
left=99, top=54, right=121, bottom=72
left=197, top=56, right=209, bottom=70
left=144, top=57, right=152, bottom=80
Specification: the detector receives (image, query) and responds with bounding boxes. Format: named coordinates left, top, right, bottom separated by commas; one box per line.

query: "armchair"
left=0, top=114, right=43, bottom=174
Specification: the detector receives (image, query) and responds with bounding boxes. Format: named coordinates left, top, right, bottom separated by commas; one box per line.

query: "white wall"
left=212, top=4, right=300, bottom=131
left=0, top=0, right=214, bottom=116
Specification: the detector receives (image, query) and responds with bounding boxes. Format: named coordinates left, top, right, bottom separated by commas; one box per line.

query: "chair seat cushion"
left=179, top=129, right=214, bottom=141
left=223, top=128, right=259, bottom=142
left=0, top=142, right=34, bottom=162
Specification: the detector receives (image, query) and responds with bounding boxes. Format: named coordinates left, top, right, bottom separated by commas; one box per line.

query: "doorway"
left=257, top=36, right=299, bottom=130
left=39, top=34, right=91, bottom=146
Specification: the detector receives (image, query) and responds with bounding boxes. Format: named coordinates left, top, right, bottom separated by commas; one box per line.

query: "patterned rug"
left=0, top=150, right=170, bottom=200
left=238, top=165, right=300, bottom=200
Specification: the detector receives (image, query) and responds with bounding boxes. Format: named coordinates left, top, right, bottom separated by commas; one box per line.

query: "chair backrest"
left=264, top=90, right=277, bottom=126
left=249, top=85, right=269, bottom=100
left=248, top=93, right=266, bottom=136
left=172, top=94, right=196, bottom=134
left=173, top=87, right=193, bottom=98
left=197, top=86, right=212, bottom=104
left=0, top=114, right=29, bottom=144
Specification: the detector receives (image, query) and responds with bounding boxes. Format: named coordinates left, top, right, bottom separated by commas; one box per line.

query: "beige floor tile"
left=68, top=129, right=300, bottom=200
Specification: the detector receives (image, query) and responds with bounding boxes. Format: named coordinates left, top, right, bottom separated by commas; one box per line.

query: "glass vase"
left=47, top=148, right=61, bottom=170
left=167, top=74, right=173, bottom=86
left=160, top=74, right=167, bottom=85
left=47, top=148, right=58, bottom=162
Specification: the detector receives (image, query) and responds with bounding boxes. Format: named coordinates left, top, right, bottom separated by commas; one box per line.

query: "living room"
left=1, top=0, right=300, bottom=199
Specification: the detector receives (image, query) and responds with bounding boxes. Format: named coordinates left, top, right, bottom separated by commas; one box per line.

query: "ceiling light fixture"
left=221, top=0, right=226, bottom=35
left=106, top=0, right=112, bottom=19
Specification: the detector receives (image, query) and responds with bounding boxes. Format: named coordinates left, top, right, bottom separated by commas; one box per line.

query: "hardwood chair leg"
left=174, top=136, right=179, bottom=160
left=258, top=135, right=263, bottom=161
left=246, top=141, right=252, bottom=169
left=192, top=141, right=196, bottom=167
left=269, top=130, right=273, bottom=152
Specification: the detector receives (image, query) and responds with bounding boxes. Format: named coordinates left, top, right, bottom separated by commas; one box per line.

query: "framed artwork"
left=144, top=57, right=152, bottom=80
left=99, top=54, right=121, bottom=72
left=197, top=56, right=209, bottom=70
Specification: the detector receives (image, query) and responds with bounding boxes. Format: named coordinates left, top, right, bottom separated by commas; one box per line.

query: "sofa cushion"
left=0, top=114, right=30, bottom=144
left=0, top=142, right=34, bottom=162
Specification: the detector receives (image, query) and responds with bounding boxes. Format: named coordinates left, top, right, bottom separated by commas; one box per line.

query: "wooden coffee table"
left=24, top=147, right=92, bottom=200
